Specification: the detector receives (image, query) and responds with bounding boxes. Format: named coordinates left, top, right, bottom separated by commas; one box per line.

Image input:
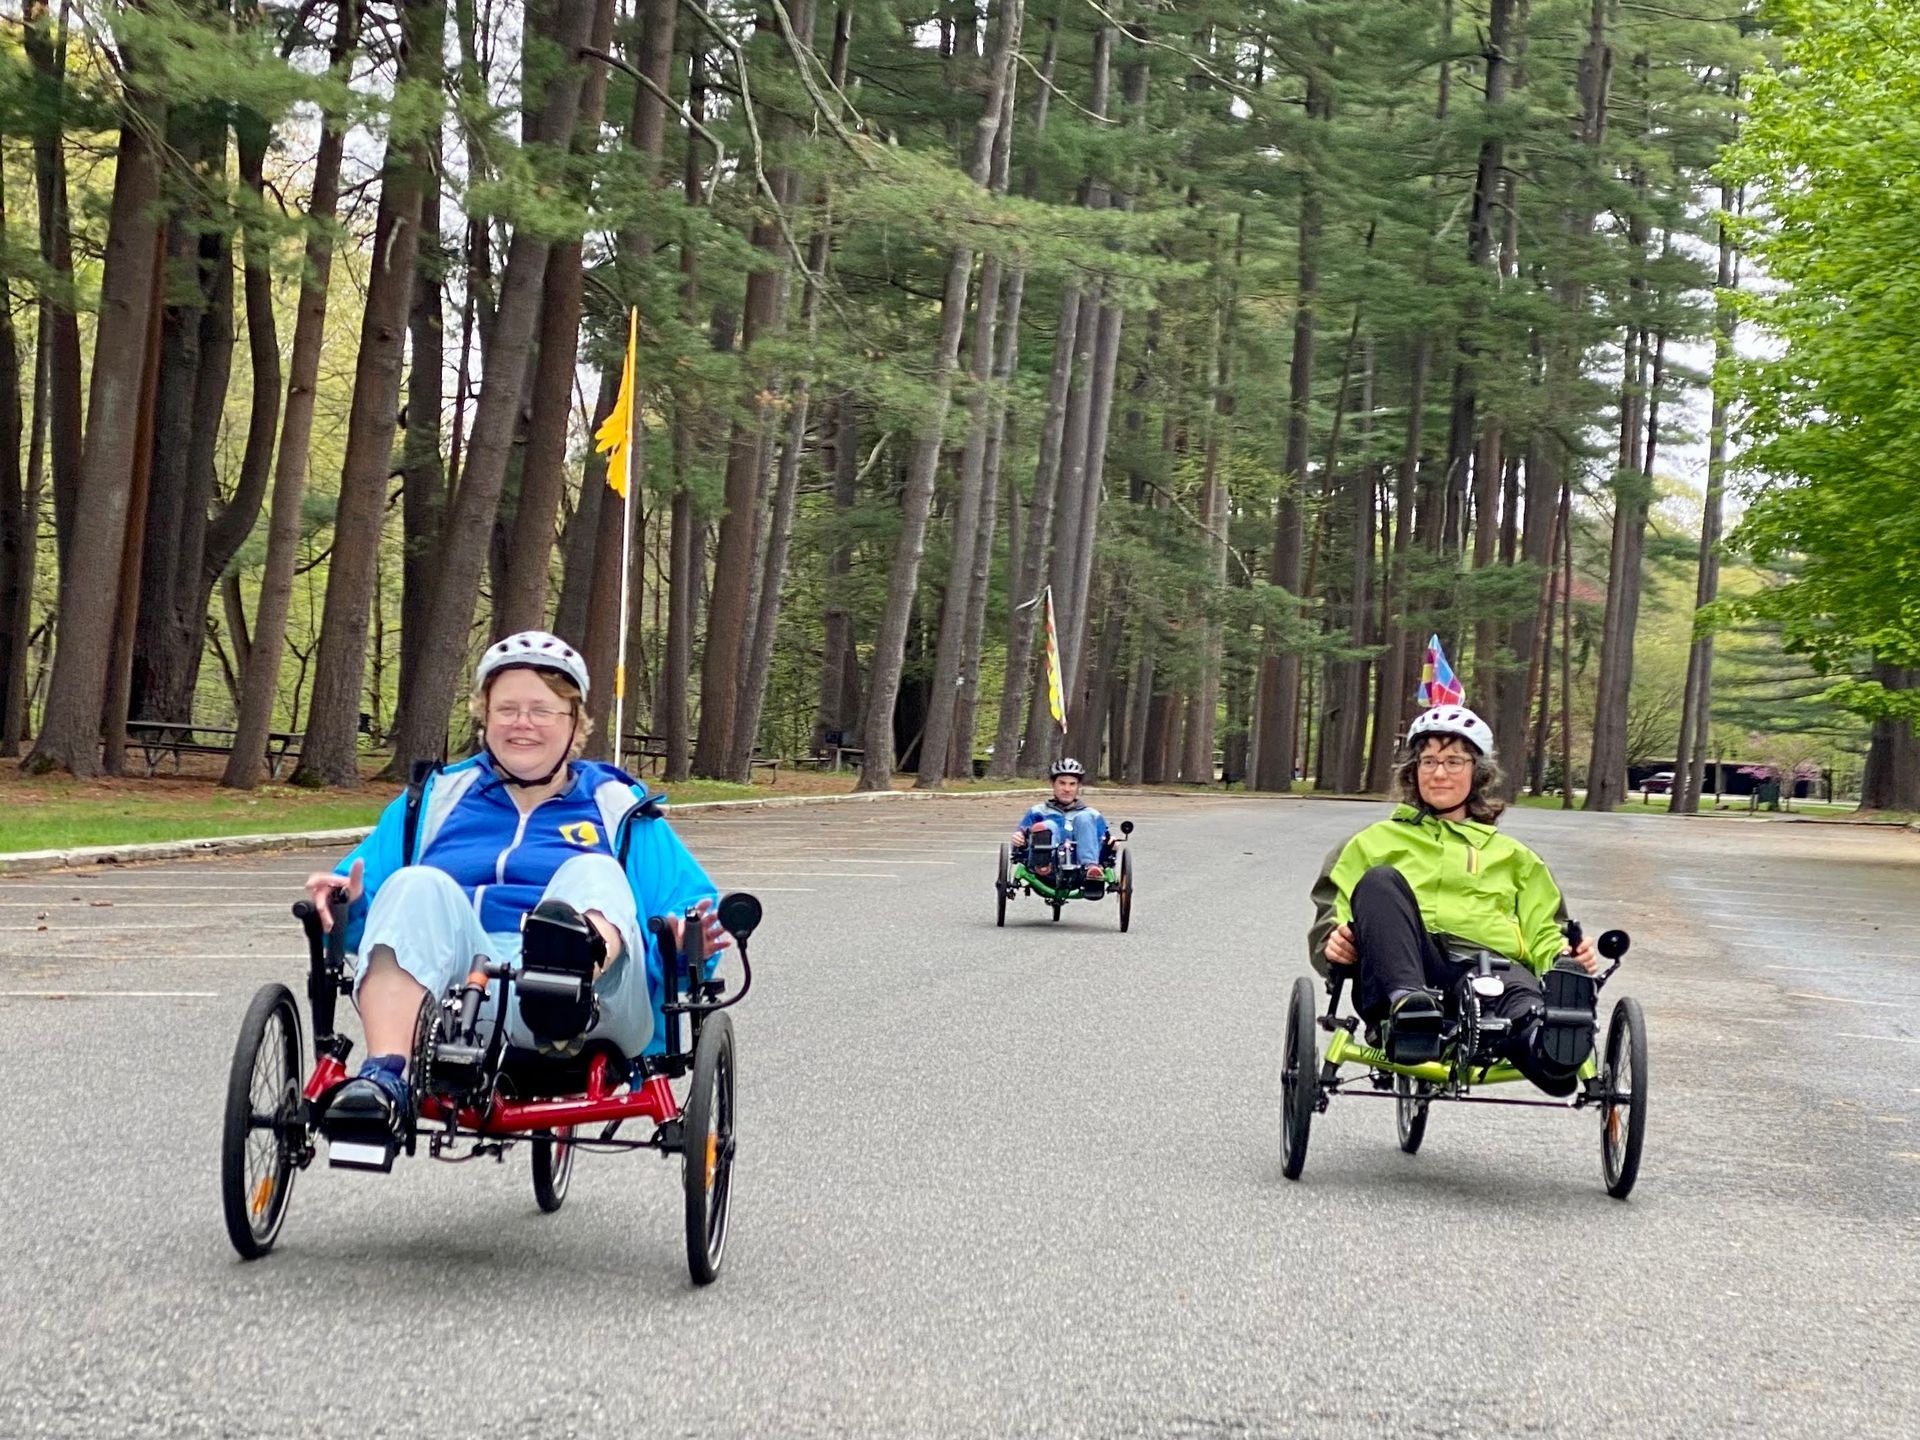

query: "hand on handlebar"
left=1564, top=934, right=1598, bottom=974
left=1325, top=922, right=1357, bottom=967
left=301, top=857, right=363, bottom=932
left=667, top=898, right=731, bottom=954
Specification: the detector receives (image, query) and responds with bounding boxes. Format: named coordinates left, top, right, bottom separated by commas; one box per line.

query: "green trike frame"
left=995, top=820, right=1134, bottom=931
left=1278, top=932, right=1647, bottom=1198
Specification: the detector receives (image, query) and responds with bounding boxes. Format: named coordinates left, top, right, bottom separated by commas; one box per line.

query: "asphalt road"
left=1, top=794, right=1916, bottom=1438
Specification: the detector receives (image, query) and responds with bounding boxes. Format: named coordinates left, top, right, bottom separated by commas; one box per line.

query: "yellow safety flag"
left=592, top=307, right=639, bottom=498
left=1044, top=585, right=1067, bottom=730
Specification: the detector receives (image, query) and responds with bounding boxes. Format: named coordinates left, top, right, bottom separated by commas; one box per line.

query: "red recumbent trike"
left=219, top=885, right=762, bottom=1285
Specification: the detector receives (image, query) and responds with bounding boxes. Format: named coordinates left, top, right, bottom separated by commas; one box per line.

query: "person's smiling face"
left=484, top=668, right=576, bottom=781
left=1414, top=735, right=1477, bottom=816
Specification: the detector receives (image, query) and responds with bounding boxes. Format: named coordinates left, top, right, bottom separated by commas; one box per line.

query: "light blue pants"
left=1028, top=811, right=1105, bottom=869
left=355, top=857, right=650, bottom=1058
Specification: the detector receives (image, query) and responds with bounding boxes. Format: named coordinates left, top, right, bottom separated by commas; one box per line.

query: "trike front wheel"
left=532, top=1129, right=575, bottom=1212
left=1117, top=849, right=1133, bottom=933
left=1600, top=997, right=1647, bottom=1198
left=683, top=1013, right=736, bottom=1284
left=1394, top=1072, right=1430, bottom=1154
left=996, top=843, right=1010, bottom=928
left=221, top=983, right=303, bottom=1259
left=1281, top=976, right=1318, bottom=1180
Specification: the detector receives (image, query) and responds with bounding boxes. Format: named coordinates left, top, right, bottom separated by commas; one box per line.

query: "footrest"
left=1539, top=964, right=1598, bottom=1070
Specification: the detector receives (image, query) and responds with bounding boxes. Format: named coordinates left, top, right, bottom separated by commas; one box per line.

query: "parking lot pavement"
left=2, top=792, right=1917, bottom=1438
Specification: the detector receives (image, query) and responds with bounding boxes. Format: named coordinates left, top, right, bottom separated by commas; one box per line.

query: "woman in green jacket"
left=1307, top=705, right=1598, bottom=1094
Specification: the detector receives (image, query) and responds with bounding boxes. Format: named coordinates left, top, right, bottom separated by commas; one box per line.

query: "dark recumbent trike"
left=219, top=885, right=763, bottom=1284
left=1279, top=924, right=1647, bottom=1198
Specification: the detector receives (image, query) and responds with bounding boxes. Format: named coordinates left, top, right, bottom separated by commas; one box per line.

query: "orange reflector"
left=250, top=1175, right=275, bottom=1216
left=705, top=1134, right=718, bottom=1189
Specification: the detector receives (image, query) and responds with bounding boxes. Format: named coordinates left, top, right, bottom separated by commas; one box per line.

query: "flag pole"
left=612, top=307, right=638, bottom=773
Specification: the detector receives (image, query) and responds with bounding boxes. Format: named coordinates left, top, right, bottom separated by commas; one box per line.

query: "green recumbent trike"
left=1279, top=924, right=1646, bottom=1197
left=995, top=819, right=1135, bottom=931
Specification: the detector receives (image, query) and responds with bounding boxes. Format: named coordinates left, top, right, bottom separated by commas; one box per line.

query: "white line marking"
left=0, top=902, right=294, bottom=909
left=0, top=990, right=220, bottom=999
left=1836, top=1032, right=1920, bottom=1046
left=1784, top=992, right=1906, bottom=1008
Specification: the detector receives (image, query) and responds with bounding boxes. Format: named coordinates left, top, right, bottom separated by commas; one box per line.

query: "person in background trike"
left=1010, top=757, right=1113, bottom=898
left=1306, top=705, right=1599, bottom=1095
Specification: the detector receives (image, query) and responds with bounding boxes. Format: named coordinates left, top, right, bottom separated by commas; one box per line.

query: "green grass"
left=5, top=785, right=398, bottom=852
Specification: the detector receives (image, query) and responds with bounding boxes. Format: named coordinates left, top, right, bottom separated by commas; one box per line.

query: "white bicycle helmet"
left=1050, top=757, right=1086, bottom=779
left=1406, top=705, right=1494, bottom=758
left=476, top=630, right=591, bottom=704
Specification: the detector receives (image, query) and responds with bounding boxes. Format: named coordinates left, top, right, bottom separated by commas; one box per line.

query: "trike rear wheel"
left=221, top=983, right=303, bottom=1259
left=532, top=1129, right=575, bottom=1212
left=683, top=1012, right=736, bottom=1285
left=1280, top=976, right=1318, bottom=1180
left=1600, top=997, right=1647, bottom=1198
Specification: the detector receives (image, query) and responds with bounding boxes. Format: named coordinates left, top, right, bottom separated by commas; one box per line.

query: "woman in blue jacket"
left=301, top=631, right=724, bottom=1135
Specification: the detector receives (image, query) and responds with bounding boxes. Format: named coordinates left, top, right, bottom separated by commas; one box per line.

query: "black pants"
left=1346, top=865, right=1570, bottom=1091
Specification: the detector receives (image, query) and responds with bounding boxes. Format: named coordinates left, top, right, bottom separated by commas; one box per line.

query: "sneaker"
left=324, top=1055, right=409, bottom=1136
left=1383, top=989, right=1445, bottom=1065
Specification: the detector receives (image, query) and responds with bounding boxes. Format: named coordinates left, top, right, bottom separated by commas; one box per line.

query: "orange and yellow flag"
left=1044, top=585, right=1067, bottom=730
left=592, top=308, right=639, bottom=498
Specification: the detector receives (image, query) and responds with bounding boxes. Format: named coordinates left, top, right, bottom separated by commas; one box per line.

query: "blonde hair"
left=1395, top=733, right=1506, bottom=824
left=470, top=669, right=594, bottom=762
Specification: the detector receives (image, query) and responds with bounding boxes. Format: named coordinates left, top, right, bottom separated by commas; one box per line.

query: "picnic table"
left=119, top=722, right=304, bottom=779
left=794, top=742, right=864, bottom=773
left=620, top=734, right=781, bottom=782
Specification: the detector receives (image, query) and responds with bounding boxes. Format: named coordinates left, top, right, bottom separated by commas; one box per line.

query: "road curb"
left=0, top=787, right=1051, bottom=876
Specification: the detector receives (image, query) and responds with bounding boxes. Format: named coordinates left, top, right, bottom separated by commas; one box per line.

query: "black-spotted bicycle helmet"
left=1050, top=757, right=1086, bottom=779
left=476, top=630, right=590, bottom=704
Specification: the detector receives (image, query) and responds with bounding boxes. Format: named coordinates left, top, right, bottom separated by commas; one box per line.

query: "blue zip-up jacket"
left=1016, top=797, right=1108, bottom=865
left=334, top=754, right=716, bottom=1051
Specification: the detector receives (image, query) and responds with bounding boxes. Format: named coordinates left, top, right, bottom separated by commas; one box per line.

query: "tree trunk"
left=917, top=64, right=1019, bottom=787
left=815, top=395, right=859, bottom=750
left=386, top=0, right=600, bottom=778
left=1253, top=120, right=1321, bottom=792
left=1675, top=162, right=1738, bottom=814
left=857, top=0, right=1024, bottom=792
left=0, top=163, right=26, bottom=752
left=24, top=5, right=83, bottom=577
left=1859, top=667, right=1920, bottom=812
left=291, top=0, right=438, bottom=787
left=23, top=77, right=166, bottom=777
left=226, top=3, right=362, bottom=786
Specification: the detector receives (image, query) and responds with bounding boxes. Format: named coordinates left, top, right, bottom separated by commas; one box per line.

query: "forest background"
left=0, top=0, right=1915, bottom=815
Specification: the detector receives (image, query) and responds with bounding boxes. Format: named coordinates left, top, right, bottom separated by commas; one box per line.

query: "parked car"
left=1641, top=770, right=1675, bottom=796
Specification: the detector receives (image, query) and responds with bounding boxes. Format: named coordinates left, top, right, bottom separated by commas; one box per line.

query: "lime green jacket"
left=1307, top=805, right=1568, bottom=977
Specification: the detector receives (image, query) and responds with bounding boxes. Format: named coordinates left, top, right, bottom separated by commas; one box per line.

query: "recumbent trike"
left=995, top=819, right=1135, bottom=930
left=219, top=884, right=763, bottom=1284
left=1278, top=923, right=1647, bottom=1197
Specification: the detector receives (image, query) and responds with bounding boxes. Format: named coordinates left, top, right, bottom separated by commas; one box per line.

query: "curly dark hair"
left=1394, top=733, right=1506, bottom=824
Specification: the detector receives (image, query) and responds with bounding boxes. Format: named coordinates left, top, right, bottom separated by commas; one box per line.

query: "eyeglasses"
left=488, top=704, right=573, bottom=728
left=1416, top=756, right=1473, bottom=775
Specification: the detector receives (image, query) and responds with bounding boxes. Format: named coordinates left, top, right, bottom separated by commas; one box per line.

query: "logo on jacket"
left=557, top=821, right=601, bottom=849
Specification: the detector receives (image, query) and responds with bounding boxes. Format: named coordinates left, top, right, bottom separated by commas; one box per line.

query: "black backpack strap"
left=402, top=759, right=439, bottom=866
